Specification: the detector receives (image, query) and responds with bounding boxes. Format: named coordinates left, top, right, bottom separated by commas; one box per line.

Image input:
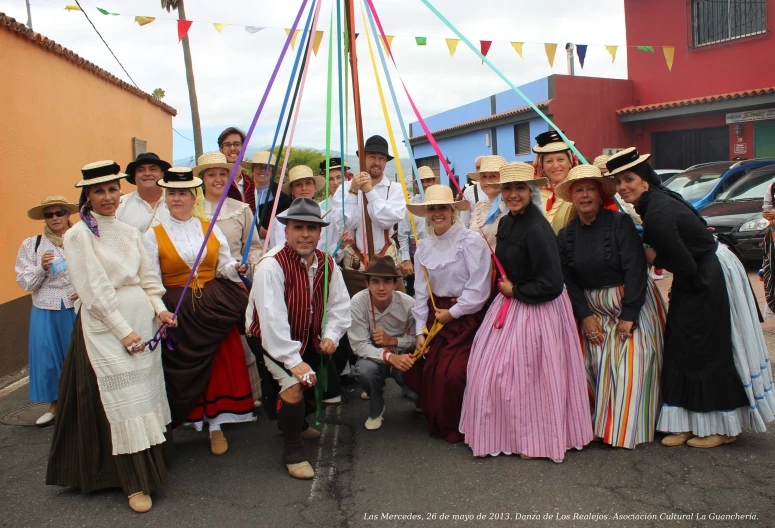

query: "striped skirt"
left=583, top=281, right=666, bottom=449
left=657, top=244, right=775, bottom=436
left=459, top=290, right=593, bottom=461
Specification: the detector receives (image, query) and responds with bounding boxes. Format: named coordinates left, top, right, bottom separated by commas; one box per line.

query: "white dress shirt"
left=349, top=289, right=416, bottom=363
left=460, top=183, right=485, bottom=228
left=331, top=175, right=406, bottom=254
left=143, top=216, right=241, bottom=283
left=246, top=249, right=351, bottom=370
left=116, top=190, right=170, bottom=233
left=412, top=223, right=491, bottom=335
left=397, top=194, right=428, bottom=262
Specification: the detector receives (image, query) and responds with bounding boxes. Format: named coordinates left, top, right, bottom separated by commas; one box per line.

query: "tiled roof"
left=409, top=100, right=551, bottom=142
left=1, top=12, right=177, bottom=116
left=616, top=87, right=775, bottom=115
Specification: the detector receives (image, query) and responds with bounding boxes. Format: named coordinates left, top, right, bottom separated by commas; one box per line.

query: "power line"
left=173, top=128, right=194, bottom=141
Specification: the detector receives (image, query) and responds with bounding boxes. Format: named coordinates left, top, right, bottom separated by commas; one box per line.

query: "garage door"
left=755, top=121, right=775, bottom=158
left=652, top=126, right=729, bottom=169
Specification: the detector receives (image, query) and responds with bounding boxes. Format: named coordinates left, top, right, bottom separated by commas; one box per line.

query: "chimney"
left=565, top=43, right=575, bottom=76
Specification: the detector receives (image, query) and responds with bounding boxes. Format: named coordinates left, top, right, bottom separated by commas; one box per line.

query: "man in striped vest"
left=246, top=198, right=351, bottom=480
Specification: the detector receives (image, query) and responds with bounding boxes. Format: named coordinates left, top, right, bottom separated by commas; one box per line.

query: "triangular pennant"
left=312, top=31, right=324, bottom=56
left=510, top=42, right=524, bottom=59
left=445, top=38, right=460, bottom=57
left=382, top=35, right=394, bottom=50
left=355, top=33, right=360, bottom=40
left=415, top=36, right=427, bottom=46
left=245, top=26, right=264, bottom=34
left=480, top=40, right=492, bottom=57
left=544, top=43, right=558, bottom=68
left=576, top=44, right=588, bottom=69
left=177, top=19, right=193, bottom=42
left=637, top=45, right=655, bottom=52
left=663, top=46, right=675, bottom=71
left=605, top=45, right=618, bottom=63
left=96, top=7, right=118, bottom=15
left=135, top=16, right=156, bottom=26
left=65, top=4, right=82, bottom=11
left=285, top=28, right=300, bottom=49
left=213, top=23, right=228, bottom=33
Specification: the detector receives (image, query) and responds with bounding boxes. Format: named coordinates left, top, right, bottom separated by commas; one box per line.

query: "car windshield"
left=716, top=170, right=775, bottom=201
left=664, top=170, right=724, bottom=201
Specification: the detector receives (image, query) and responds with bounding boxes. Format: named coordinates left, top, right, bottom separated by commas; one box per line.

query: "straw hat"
left=240, top=150, right=275, bottom=170
left=406, top=184, right=470, bottom=216
left=157, top=167, right=203, bottom=189
left=417, top=166, right=437, bottom=181
left=495, top=162, right=547, bottom=188
left=554, top=165, right=617, bottom=202
left=605, top=147, right=651, bottom=176
left=194, top=152, right=234, bottom=176
left=281, top=165, right=326, bottom=194
left=75, top=160, right=127, bottom=187
left=592, top=155, right=610, bottom=171
left=467, top=155, right=507, bottom=181
left=28, top=196, right=79, bottom=220
left=532, top=130, right=576, bottom=154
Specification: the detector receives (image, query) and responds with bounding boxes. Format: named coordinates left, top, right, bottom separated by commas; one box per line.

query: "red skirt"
left=403, top=297, right=488, bottom=443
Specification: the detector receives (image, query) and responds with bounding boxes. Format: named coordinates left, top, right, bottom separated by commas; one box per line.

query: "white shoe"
left=365, top=406, right=385, bottom=431
left=322, top=395, right=341, bottom=404
left=360, top=391, right=369, bottom=400
left=649, top=272, right=663, bottom=280
left=36, top=412, right=55, bottom=426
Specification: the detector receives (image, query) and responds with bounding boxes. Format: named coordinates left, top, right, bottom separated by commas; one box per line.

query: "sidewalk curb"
left=0, top=367, right=28, bottom=394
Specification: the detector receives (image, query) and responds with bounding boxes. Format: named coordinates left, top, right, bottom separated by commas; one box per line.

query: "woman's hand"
left=159, top=311, right=176, bottom=327
left=434, top=309, right=454, bottom=325
left=121, top=332, right=146, bottom=355
left=644, top=248, right=657, bottom=265
left=235, top=262, right=249, bottom=277
left=41, top=251, right=55, bottom=271
left=415, top=334, right=426, bottom=352
left=498, top=279, right=514, bottom=298
left=617, top=320, right=635, bottom=341
left=763, top=210, right=775, bottom=222
left=341, top=228, right=354, bottom=248
left=581, top=316, right=604, bottom=347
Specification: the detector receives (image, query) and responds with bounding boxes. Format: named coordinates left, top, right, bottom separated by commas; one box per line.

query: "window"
left=692, top=0, right=767, bottom=47
left=514, top=122, right=530, bottom=155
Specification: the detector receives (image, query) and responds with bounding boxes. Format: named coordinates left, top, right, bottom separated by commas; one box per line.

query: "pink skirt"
left=459, top=291, right=593, bottom=461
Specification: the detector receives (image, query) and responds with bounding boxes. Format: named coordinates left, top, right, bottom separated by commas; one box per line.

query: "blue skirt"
left=29, top=301, right=76, bottom=402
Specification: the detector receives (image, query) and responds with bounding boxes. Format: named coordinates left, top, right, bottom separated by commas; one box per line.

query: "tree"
left=151, top=88, right=166, bottom=99
left=271, top=147, right=328, bottom=200
left=161, top=0, right=203, bottom=160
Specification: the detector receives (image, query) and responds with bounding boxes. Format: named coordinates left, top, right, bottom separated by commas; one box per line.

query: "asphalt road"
left=2, top=333, right=775, bottom=528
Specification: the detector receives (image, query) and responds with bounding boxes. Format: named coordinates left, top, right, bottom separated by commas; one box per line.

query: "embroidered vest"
left=250, top=244, right=334, bottom=354
left=152, top=220, right=219, bottom=288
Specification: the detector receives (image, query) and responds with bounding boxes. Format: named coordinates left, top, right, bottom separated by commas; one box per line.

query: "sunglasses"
left=43, top=210, right=69, bottom=219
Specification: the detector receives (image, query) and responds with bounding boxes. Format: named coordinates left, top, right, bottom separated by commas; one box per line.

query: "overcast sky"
left=2, top=0, right=628, bottom=160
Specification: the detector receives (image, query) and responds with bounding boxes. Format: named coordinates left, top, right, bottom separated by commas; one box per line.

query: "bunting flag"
left=177, top=19, right=192, bottom=42
left=135, top=16, right=155, bottom=26
left=285, top=28, right=300, bottom=49
left=97, top=7, right=119, bottom=15
left=213, top=23, right=228, bottom=33
left=355, top=33, right=360, bottom=39
left=382, top=35, right=394, bottom=50
left=663, top=46, right=675, bottom=71
left=606, top=45, right=618, bottom=63
left=637, top=45, right=655, bottom=52
left=511, top=42, right=524, bottom=58
left=64, top=4, right=81, bottom=11
left=245, top=26, right=264, bottom=34
left=480, top=40, right=492, bottom=57
left=544, top=43, right=558, bottom=67
left=445, top=38, right=460, bottom=57
left=576, top=44, right=588, bottom=69
left=312, top=30, right=324, bottom=56
left=415, top=36, right=427, bottom=45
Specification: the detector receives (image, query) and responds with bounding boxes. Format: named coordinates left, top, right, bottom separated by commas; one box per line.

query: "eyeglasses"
left=43, top=210, right=68, bottom=219
left=222, top=141, right=243, bottom=149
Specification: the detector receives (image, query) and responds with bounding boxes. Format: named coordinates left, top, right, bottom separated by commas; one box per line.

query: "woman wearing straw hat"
left=144, top=168, right=254, bottom=456
left=532, top=130, right=580, bottom=234
left=467, top=155, right=508, bottom=249
left=15, top=196, right=79, bottom=426
left=608, top=148, right=775, bottom=448
left=402, top=185, right=492, bottom=443
left=556, top=165, right=667, bottom=449
left=46, top=161, right=174, bottom=513
left=460, top=162, right=592, bottom=462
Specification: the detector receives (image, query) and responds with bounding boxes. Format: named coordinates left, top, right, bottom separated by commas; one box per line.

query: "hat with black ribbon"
left=532, top=130, right=576, bottom=154
left=157, top=167, right=203, bottom=189
left=75, top=160, right=127, bottom=188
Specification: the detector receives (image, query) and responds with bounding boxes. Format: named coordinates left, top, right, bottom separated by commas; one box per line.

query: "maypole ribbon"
left=335, top=0, right=347, bottom=233
left=261, top=0, right=324, bottom=254
left=145, top=0, right=310, bottom=350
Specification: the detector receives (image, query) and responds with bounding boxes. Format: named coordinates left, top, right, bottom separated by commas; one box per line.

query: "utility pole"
left=25, top=0, right=33, bottom=30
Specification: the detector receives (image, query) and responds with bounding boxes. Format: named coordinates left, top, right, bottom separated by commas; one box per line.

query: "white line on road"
left=0, top=376, right=29, bottom=399
left=309, top=405, right=333, bottom=501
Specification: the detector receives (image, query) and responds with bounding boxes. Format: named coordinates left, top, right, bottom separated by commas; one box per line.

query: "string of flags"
left=60, top=3, right=679, bottom=70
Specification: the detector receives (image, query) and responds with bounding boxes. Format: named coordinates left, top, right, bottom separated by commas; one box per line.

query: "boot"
left=278, top=399, right=313, bottom=479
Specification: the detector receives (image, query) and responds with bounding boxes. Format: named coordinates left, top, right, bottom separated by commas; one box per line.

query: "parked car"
left=701, top=166, right=775, bottom=263
left=663, top=158, right=775, bottom=211
left=654, top=169, right=682, bottom=183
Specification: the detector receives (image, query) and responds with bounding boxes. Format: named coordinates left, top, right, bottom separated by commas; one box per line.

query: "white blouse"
left=15, top=235, right=76, bottom=310
left=204, top=197, right=263, bottom=265
left=143, top=216, right=241, bottom=283
left=412, top=222, right=492, bottom=335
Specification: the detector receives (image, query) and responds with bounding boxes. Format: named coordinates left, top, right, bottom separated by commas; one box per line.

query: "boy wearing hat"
left=349, top=256, right=417, bottom=431
left=318, top=157, right=349, bottom=212
left=116, top=152, right=172, bottom=233
left=397, top=166, right=439, bottom=295
left=246, top=198, right=351, bottom=479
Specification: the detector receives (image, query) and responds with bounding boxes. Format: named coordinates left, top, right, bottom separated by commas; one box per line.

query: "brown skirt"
left=46, top=313, right=167, bottom=495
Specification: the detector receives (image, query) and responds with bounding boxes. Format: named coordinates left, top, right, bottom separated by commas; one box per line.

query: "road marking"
left=328, top=405, right=341, bottom=484
left=308, top=406, right=332, bottom=501
left=0, top=376, right=29, bottom=399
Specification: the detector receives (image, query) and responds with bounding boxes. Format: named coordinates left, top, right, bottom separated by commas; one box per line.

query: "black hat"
left=359, top=255, right=402, bottom=278
left=125, top=152, right=172, bottom=185
left=532, top=130, right=576, bottom=154
left=356, top=135, right=394, bottom=161
left=277, top=197, right=330, bottom=226
left=319, top=157, right=350, bottom=175
left=156, top=167, right=203, bottom=189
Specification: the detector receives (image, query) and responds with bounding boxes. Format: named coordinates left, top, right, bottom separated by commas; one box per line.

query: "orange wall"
left=0, top=28, right=173, bottom=305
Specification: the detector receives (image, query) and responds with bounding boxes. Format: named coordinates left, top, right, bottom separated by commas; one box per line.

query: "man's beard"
left=294, top=246, right=316, bottom=258
left=368, top=166, right=383, bottom=179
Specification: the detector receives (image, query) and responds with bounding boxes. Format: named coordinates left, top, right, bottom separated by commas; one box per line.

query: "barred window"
left=692, top=0, right=767, bottom=47
left=514, top=122, right=531, bottom=155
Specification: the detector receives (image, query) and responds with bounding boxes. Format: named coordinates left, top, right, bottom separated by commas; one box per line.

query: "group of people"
left=14, top=126, right=775, bottom=513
